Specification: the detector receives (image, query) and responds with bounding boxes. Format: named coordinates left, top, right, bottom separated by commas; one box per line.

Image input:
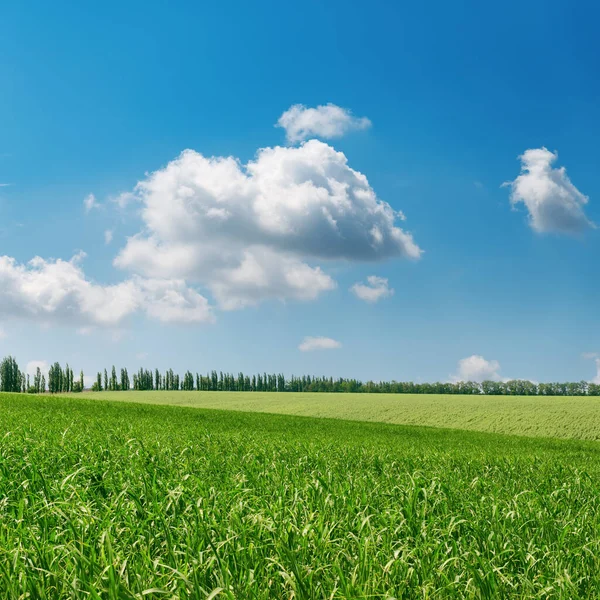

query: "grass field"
left=1, top=392, right=600, bottom=598
left=83, top=390, right=600, bottom=441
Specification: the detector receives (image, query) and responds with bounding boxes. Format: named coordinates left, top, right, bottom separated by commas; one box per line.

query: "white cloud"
left=592, top=358, right=600, bottom=384
left=112, top=191, right=136, bottom=209
left=136, top=352, right=149, bottom=360
left=450, top=354, right=503, bottom=383
left=104, top=230, right=113, bottom=245
left=277, top=103, right=371, bottom=144
left=351, top=275, right=394, bottom=303
left=0, top=253, right=214, bottom=327
left=114, top=140, right=420, bottom=310
left=593, top=359, right=600, bottom=385
left=83, top=193, right=100, bottom=213
left=136, top=277, right=214, bottom=323
left=298, top=336, right=342, bottom=352
left=505, top=148, right=594, bottom=234
left=582, top=353, right=600, bottom=384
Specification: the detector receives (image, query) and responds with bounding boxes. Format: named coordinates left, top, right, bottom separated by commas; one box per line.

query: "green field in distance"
left=83, top=390, right=600, bottom=441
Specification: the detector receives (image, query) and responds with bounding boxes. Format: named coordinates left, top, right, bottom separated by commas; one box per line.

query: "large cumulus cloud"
left=115, top=139, right=421, bottom=309
left=0, top=253, right=213, bottom=326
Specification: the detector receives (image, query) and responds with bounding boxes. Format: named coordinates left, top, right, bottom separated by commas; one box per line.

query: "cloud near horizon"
left=114, top=137, right=421, bottom=310
left=505, top=147, right=594, bottom=234
left=298, top=336, right=342, bottom=352
left=582, top=352, right=600, bottom=384
left=277, top=103, right=371, bottom=144
left=450, top=354, right=504, bottom=383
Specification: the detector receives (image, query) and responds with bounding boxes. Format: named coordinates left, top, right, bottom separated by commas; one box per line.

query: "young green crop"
left=0, top=393, right=599, bottom=598
left=85, top=390, right=600, bottom=441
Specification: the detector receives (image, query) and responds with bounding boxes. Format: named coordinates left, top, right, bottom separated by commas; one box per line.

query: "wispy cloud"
left=298, top=336, right=342, bottom=352
left=83, top=193, right=101, bottom=213
left=277, top=103, right=371, bottom=143
left=582, top=352, right=600, bottom=384
left=351, top=276, right=394, bottom=303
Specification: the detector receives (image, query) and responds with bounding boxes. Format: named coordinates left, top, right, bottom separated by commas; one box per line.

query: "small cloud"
left=112, top=191, right=136, bottom=209
left=351, top=275, right=394, bottom=303
left=473, top=181, right=484, bottom=189
left=104, top=230, right=114, bottom=245
left=277, top=103, right=371, bottom=144
left=83, top=193, right=101, bottom=213
left=77, top=327, right=94, bottom=336
left=0, top=183, right=11, bottom=188
left=593, top=360, right=600, bottom=385
left=450, top=354, right=504, bottom=383
left=504, top=147, right=593, bottom=234
left=298, top=336, right=342, bottom=352
left=136, top=352, right=148, bottom=360
left=582, top=352, right=600, bottom=384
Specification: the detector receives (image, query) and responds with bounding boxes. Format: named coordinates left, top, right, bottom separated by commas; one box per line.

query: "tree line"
left=0, top=356, right=84, bottom=394
left=2, top=355, right=600, bottom=396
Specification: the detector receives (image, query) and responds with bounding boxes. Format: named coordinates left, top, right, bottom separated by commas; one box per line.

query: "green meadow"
left=1, top=392, right=600, bottom=598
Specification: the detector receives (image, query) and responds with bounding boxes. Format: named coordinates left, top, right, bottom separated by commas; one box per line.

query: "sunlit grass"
left=1, top=392, right=600, bottom=598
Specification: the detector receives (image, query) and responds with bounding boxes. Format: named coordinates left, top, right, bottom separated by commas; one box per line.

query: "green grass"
left=83, top=390, right=600, bottom=441
left=1, top=393, right=600, bottom=598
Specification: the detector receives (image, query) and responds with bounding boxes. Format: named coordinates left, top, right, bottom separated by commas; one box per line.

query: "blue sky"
left=1, top=0, right=599, bottom=384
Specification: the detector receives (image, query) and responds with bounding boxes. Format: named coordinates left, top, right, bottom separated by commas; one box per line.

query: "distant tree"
left=0, top=356, right=20, bottom=392
left=120, top=368, right=130, bottom=391
left=65, top=364, right=70, bottom=392
left=103, top=369, right=108, bottom=392
left=110, top=366, right=118, bottom=391
left=34, top=367, right=42, bottom=394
